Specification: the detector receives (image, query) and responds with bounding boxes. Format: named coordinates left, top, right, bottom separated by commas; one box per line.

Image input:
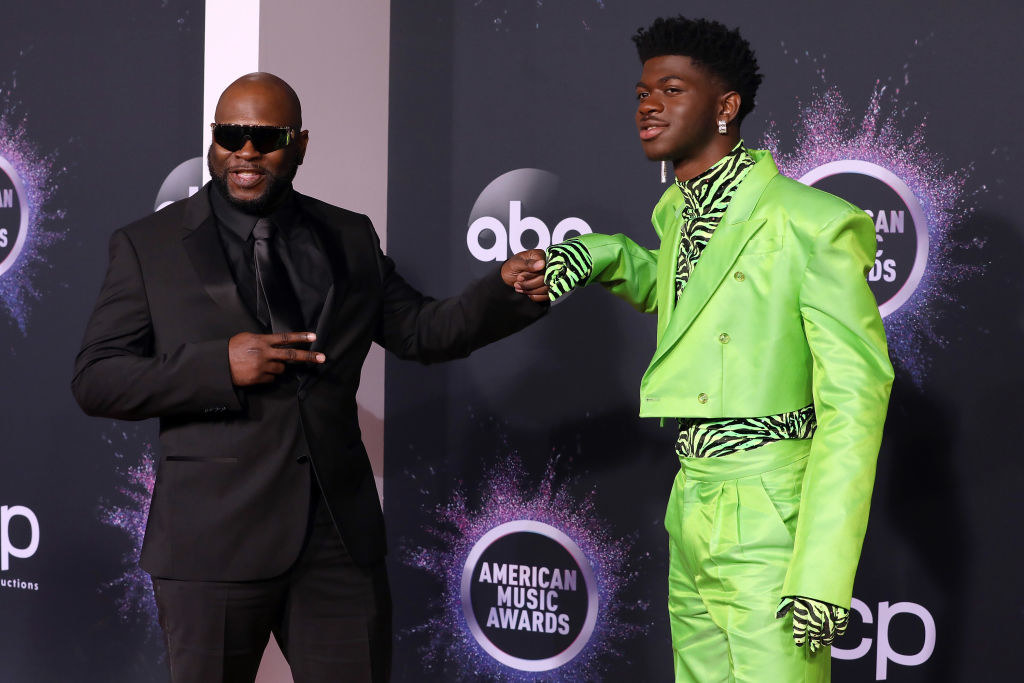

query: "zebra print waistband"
left=675, top=404, right=817, bottom=459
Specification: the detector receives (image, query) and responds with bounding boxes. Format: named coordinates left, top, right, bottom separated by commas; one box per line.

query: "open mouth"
left=229, top=169, right=266, bottom=189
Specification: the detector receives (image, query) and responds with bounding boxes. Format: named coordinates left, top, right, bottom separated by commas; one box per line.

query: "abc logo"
left=1, top=505, right=39, bottom=571
left=467, top=169, right=592, bottom=262
left=154, top=157, right=202, bottom=212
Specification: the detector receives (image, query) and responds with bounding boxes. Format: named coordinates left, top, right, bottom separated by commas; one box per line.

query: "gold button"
left=719, top=333, right=730, bottom=344
left=734, top=271, right=745, bottom=281
left=697, top=393, right=708, bottom=404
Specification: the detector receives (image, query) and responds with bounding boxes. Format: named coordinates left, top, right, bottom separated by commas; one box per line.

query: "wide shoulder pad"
left=764, top=174, right=867, bottom=234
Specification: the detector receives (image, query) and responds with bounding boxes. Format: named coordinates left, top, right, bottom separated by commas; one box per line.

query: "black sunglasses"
left=211, top=123, right=297, bottom=154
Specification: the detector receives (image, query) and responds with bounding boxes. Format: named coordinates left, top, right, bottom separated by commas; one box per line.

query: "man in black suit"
left=72, top=73, right=549, bottom=683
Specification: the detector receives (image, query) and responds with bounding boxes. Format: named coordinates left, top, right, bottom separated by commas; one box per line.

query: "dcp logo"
left=1, top=505, right=39, bottom=571
left=800, top=160, right=928, bottom=318
left=0, top=154, right=30, bottom=278
left=461, top=520, right=599, bottom=672
left=467, top=168, right=592, bottom=261
left=833, top=598, right=935, bottom=680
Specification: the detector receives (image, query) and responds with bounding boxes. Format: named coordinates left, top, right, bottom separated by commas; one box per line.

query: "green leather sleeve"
left=782, top=209, right=894, bottom=608
left=573, top=232, right=660, bottom=314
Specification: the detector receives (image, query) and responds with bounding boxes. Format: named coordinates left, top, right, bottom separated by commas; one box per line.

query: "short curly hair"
left=633, top=16, right=763, bottom=123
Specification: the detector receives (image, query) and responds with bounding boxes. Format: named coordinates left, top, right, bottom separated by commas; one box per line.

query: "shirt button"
left=697, top=393, right=709, bottom=404
left=734, top=271, right=745, bottom=281
left=719, top=333, right=730, bottom=344
left=296, top=454, right=309, bottom=464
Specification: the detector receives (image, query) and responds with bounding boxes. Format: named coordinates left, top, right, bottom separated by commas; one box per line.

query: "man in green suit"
left=542, top=16, right=893, bottom=682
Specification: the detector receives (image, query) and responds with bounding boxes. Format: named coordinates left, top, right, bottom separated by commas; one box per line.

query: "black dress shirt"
left=209, top=184, right=333, bottom=330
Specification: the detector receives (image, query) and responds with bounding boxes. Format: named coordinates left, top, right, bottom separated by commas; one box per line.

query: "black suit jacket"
left=72, top=185, right=546, bottom=581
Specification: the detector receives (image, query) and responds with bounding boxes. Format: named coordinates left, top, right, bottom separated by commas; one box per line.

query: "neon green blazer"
left=575, top=150, right=894, bottom=606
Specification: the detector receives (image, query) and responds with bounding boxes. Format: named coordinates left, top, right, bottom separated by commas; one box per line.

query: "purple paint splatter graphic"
left=0, top=91, right=64, bottom=334
left=762, top=80, right=981, bottom=382
left=97, top=430, right=159, bottom=635
left=402, top=433, right=648, bottom=681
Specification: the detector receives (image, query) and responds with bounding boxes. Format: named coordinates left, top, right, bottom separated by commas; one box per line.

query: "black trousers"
left=152, top=497, right=391, bottom=683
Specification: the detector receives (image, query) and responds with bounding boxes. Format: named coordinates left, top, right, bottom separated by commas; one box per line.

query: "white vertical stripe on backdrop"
left=202, top=0, right=260, bottom=184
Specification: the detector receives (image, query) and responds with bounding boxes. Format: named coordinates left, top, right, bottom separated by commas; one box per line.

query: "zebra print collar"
left=674, top=141, right=754, bottom=219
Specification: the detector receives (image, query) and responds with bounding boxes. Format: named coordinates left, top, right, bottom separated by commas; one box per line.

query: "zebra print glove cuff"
left=776, top=596, right=850, bottom=654
left=544, top=239, right=593, bottom=302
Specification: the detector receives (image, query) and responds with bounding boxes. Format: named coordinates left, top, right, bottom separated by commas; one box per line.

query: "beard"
left=207, top=150, right=298, bottom=215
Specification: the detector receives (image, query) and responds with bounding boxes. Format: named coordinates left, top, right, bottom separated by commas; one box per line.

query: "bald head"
left=208, top=72, right=309, bottom=214
left=215, top=72, right=303, bottom=129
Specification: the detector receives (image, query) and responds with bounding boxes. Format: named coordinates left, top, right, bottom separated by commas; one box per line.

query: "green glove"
left=776, top=596, right=850, bottom=654
left=544, top=239, right=593, bottom=302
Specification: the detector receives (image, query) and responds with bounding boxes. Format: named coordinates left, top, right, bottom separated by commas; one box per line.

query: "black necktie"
left=252, top=218, right=304, bottom=333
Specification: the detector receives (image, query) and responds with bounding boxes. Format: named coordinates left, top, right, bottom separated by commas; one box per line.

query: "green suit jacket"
left=574, top=150, right=894, bottom=607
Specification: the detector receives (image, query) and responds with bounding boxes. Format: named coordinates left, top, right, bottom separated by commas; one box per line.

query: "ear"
left=296, top=130, right=310, bottom=165
left=718, top=91, right=742, bottom=126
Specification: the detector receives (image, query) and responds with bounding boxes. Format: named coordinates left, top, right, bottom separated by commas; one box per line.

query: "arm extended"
left=544, top=233, right=659, bottom=313
left=373, top=232, right=548, bottom=363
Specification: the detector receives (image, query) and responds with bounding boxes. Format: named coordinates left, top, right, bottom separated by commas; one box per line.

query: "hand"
left=228, top=332, right=325, bottom=386
left=545, top=239, right=593, bottom=302
left=776, top=596, right=850, bottom=654
left=501, top=249, right=548, bottom=303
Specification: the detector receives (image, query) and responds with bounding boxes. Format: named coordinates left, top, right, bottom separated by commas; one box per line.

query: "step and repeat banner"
left=0, top=1, right=1019, bottom=681
left=0, top=2, right=203, bottom=681
left=384, top=2, right=1019, bottom=682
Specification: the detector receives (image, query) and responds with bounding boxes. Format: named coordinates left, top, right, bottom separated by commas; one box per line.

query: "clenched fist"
left=228, top=332, right=325, bottom=386
left=501, top=249, right=549, bottom=302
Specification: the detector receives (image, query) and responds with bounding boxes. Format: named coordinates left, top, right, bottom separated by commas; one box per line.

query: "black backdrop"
left=0, top=2, right=201, bottom=681
left=0, top=1, right=1020, bottom=681
left=384, top=2, right=1021, bottom=681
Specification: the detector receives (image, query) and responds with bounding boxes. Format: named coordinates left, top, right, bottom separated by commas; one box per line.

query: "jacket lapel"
left=180, top=186, right=359, bottom=390
left=181, top=185, right=261, bottom=329
left=296, top=194, right=353, bottom=390
left=648, top=151, right=779, bottom=370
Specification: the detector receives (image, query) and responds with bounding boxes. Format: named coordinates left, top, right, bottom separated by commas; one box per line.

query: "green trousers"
left=665, top=439, right=830, bottom=682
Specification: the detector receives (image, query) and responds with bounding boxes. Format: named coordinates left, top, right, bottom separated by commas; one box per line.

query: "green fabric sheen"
left=575, top=150, right=894, bottom=607
left=667, top=440, right=830, bottom=681
left=669, top=143, right=816, bottom=460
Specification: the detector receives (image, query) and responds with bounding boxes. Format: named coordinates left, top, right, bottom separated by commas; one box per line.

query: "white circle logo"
left=460, top=520, right=599, bottom=671
left=799, top=160, right=928, bottom=317
left=466, top=168, right=592, bottom=262
left=154, top=157, right=203, bottom=212
left=0, top=155, right=30, bottom=278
